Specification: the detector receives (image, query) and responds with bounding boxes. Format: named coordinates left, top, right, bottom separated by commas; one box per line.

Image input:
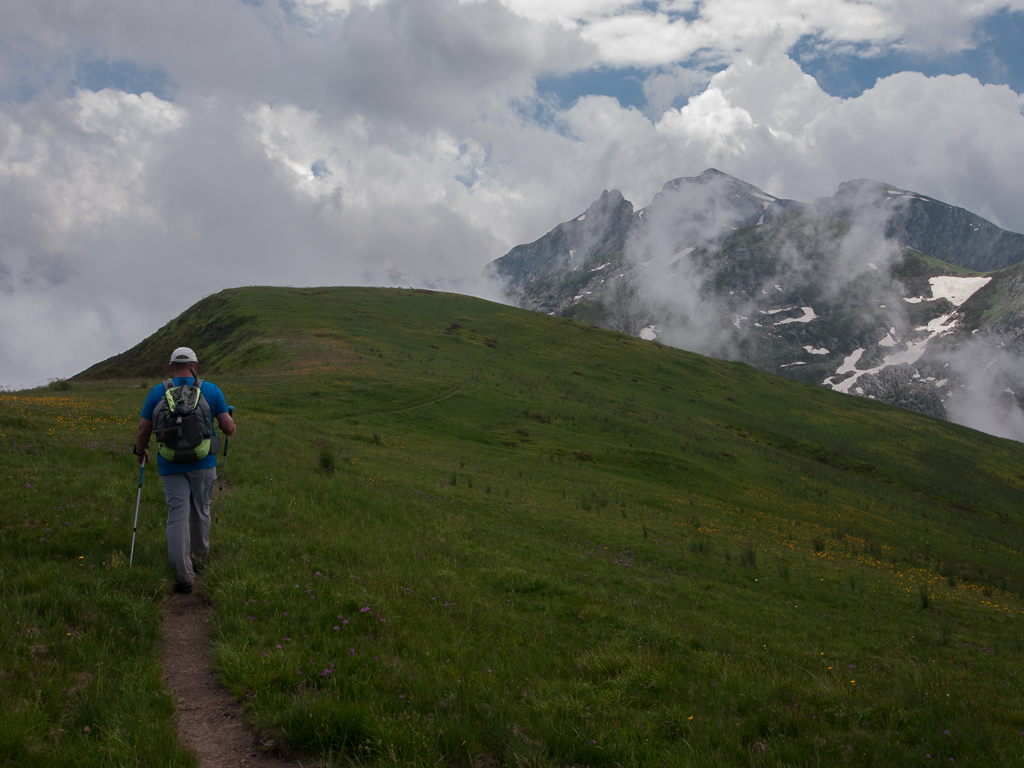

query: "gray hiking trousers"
left=161, top=468, right=216, bottom=587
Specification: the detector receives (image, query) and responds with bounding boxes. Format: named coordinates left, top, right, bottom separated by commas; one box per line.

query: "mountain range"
left=486, top=169, right=1024, bottom=439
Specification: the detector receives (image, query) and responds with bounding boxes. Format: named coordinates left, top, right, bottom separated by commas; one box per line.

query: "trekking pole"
left=129, top=455, right=146, bottom=568
left=215, top=406, right=233, bottom=523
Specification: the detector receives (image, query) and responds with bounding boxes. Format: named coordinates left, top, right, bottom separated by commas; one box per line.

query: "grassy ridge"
left=4, top=286, right=1024, bottom=766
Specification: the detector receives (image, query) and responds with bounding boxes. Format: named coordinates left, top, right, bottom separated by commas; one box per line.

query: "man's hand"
left=135, top=418, right=153, bottom=465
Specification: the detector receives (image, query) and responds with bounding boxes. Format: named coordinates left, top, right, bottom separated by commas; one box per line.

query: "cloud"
left=499, top=0, right=635, bottom=26
left=313, top=0, right=591, bottom=128
left=641, top=65, right=716, bottom=116
left=0, top=89, right=187, bottom=307
left=502, top=0, right=1024, bottom=66
left=941, top=342, right=1024, bottom=443
left=15, top=90, right=184, bottom=227
left=0, top=0, right=590, bottom=126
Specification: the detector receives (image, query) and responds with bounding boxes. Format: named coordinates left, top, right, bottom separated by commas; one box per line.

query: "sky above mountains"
left=1, top=0, right=1023, bottom=389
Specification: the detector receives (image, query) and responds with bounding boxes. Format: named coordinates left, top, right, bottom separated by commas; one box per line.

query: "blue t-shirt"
left=142, top=377, right=229, bottom=476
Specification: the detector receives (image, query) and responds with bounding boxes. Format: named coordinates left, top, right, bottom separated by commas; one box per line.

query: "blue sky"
left=794, top=8, right=1024, bottom=98
left=74, top=58, right=178, bottom=101
left=538, top=66, right=650, bottom=111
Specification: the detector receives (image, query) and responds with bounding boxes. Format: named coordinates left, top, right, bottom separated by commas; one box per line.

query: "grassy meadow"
left=3, top=286, right=1024, bottom=766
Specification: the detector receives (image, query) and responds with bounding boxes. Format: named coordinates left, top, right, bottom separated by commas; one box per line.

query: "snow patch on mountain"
left=900, top=276, right=989, bottom=308
left=826, top=312, right=959, bottom=394
left=929, top=276, right=991, bottom=307
left=837, top=348, right=865, bottom=373
left=775, top=307, right=817, bottom=325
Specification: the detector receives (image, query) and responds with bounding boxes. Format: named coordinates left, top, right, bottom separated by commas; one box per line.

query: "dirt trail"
left=161, top=579, right=315, bottom=767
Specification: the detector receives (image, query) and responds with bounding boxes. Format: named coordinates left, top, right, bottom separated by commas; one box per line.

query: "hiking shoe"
left=191, top=555, right=208, bottom=573
left=174, top=582, right=193, bottom=594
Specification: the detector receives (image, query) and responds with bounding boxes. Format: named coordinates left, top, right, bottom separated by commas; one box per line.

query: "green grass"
left=4, top=286, right=1024, bottom=766
left=0, top=392, right=195, bottom=767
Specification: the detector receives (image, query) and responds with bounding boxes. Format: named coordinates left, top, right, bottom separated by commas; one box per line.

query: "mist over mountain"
left=487, top=170, right=1024, bottom=441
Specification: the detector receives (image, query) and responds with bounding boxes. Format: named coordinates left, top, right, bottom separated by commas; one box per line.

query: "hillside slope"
left=5, top=286, right=1024, bottom=767
left=75, top=291, right=278, bottom=380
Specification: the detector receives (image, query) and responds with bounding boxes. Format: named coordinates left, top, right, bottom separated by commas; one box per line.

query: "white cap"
left=169, top=347, right=198, bottom=364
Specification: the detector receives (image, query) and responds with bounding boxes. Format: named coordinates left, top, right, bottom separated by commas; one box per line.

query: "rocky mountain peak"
left=586, top=188, right=627, bottom=212
left=814, top=179, right=1024, bottom=272
left=485, top=187, right=634, bottom=296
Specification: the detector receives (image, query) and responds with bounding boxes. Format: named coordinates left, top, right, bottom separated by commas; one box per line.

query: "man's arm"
left=135, top=418, right=152, bottom=465
left=217, top=411, right=237, bottom=436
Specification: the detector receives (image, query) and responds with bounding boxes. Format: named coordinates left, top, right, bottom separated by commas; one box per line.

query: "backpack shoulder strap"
left=159, top=378, right=179, bottom=414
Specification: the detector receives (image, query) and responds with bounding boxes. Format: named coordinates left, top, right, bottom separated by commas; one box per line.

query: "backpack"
left=152, top=378, right=221, bottom=463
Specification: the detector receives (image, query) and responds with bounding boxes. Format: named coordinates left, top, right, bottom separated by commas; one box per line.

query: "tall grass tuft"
left=740, top=544, right=757, bottom=568
left=938, top=619, right=951, bottom=646
left=314, top=439, right=335, bottom=473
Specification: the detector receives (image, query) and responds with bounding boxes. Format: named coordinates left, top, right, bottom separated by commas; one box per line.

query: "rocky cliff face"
left=487, top=170, right=1024, bottom=438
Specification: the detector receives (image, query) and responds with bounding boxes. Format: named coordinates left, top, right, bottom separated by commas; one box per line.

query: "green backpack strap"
left=162, top=378, right=176, bottom=413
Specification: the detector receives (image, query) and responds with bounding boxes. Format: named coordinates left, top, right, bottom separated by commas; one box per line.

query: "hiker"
left=133, top=347, right=236, bottom=593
